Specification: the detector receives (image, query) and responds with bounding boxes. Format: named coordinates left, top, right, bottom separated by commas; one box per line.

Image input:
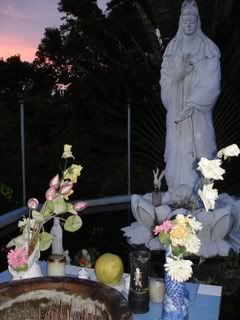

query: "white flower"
left=217, top=144, right=240, bottom=160
left=197, top=158, right=225, bottom=180
left=164, top=257, right=193, bottom=282
left=62, top=144, right=75, bottom=159
left=175, top=214, right=187, bottom=225
left=187, top=216, right=202, bottom=233
left=198, top=183, right=218, bottom=212
left=18, top=218, right=35, bottom=229
left=184, top=234, right=201, bottom=254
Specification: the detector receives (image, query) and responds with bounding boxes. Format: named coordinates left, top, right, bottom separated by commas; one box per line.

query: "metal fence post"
left=20, top=99, right=26, bottom=206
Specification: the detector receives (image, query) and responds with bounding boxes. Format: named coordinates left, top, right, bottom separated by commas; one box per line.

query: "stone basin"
left=0, top=277, right=133, bottom=320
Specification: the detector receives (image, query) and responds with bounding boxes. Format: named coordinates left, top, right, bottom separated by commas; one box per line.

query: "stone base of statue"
left=121, top=191, right=240, bottom=258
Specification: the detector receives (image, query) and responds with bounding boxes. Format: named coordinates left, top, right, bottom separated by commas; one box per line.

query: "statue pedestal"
left=122, top=192, right=240, bottom=258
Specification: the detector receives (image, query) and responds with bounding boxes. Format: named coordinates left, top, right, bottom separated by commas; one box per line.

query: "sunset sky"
left=0, top=0, right=108, bottom=62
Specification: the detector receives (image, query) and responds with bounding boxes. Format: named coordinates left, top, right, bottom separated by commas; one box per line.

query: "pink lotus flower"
left=27, top=198, right=39, bottom=209
left=45, top=186, right=58, bottom=201
left=49, top=174, right=60, bottom=188
left=59, top=181, right=73, bottom=195
left=7, top=247, right=28, bottom=269
left=73, top=201, right=88, bottom=212
left=153, top=220, right=173, bottom=235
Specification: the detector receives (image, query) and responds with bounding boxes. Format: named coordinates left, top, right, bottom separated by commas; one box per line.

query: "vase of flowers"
left=154, top=215, right=202, bottom=320
left=7, top=244, right=42, bottom=280
left=163, top=273, right=189, bottom=320
left=6, top=144, right=87, bottom=280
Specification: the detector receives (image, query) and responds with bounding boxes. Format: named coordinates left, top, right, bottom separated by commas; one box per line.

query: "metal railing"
left=0, top=195, right=132, bottom=230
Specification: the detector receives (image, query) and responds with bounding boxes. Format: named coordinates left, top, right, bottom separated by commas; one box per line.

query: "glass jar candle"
left=149, top=277, right=165, bottom=303
left=47, top=254, right=66, bottom=276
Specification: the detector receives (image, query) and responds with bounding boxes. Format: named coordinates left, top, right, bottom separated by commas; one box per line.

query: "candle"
left=149, top=277, right=165, bottom=303
left=47, top=254, right=66, bottom=276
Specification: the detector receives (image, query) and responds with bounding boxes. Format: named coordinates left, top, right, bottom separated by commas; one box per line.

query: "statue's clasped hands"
left=178, top=54, right=194, bottom=80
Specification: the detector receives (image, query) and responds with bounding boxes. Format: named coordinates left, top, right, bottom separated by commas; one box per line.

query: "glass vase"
left=128, top=249, right=151, bottom=314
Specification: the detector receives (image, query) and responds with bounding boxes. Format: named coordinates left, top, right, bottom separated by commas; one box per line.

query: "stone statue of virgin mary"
left=160, top=0, right=221, bottom=194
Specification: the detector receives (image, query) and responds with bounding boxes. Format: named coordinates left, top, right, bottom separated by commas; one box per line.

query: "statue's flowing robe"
left=160, top=35, right=221, bottom=192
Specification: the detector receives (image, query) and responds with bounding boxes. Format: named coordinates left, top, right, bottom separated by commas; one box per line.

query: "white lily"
left=217, top=144, right=240, bottom=160
left=198, top=183, right=218, bottom=212
left=197, top=158, right=225, bottom=180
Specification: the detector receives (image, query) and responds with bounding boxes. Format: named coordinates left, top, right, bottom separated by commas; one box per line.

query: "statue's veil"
left=164, top=0, right=220, bottom=59
left=177, top=0, right=201, bottom=38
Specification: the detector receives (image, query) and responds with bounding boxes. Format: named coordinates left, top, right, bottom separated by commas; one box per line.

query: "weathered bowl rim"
left=0, top=276, right=133, bottom=320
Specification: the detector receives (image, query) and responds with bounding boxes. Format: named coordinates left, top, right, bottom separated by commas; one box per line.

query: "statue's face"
left=181, top=14, right=198, bottom=35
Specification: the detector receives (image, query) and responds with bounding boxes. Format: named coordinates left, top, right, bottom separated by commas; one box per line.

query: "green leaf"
left=39, top=232, right=53, bottom=251
left=41, top=200, right=54, bottom=217
left=159, top=232, right=171, bottom=246
left=64, top=215, right=82, bottom=232
left=6, top=235, right=24, bottom=248
left=53, top=197, right=67, bottom=214
left=66, top=203, right=78, bottom=215
left=32, top=210, right=44, bottom=222
left=14, top=264, right=28, bottom=272
left=172, top=246, right=187, bottom=257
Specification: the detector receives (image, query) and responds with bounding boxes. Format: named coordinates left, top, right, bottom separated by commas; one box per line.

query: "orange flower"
left=170, top=225, right=189, bottom=247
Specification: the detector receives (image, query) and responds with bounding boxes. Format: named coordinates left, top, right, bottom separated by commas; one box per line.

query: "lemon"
left=95, top=253, right=124, bottom=285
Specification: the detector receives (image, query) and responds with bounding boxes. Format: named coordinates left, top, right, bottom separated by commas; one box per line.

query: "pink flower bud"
left=73, top=201, right=88, bottom=212
left=49, top=174, right=60, bottom=188
left=45, top=186, right=58, bottom=201
left=27, top=198, right=39, bottom=209
left=60, top=181, right=73, bottom=195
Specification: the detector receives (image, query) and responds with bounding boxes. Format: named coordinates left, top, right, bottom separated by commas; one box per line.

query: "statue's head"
left=180, top=0, right=199, bottom=36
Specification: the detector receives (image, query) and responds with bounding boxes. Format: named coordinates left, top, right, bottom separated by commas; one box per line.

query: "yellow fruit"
left=95, top=253, right=124, bottom=285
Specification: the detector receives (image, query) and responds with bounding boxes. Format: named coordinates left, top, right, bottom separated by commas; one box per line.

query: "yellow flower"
left=62, top=144, right=75, bottom=159
left=170, top=224, right=189, bottom=247
left=64, top=164, right=83, bottom=183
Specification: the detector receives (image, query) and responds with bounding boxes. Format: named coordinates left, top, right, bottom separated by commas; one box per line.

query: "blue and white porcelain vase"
left=162, top=246, right=190, bottom=320
left=162, top=273, right=190, bottom=320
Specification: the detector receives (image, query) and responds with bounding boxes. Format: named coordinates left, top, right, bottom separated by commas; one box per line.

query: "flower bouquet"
left=6, top=145, right=87, bottom=279
left=154, top=214, right=202, bottom=282
left=154, top=214, right=202, bottom=320
left=197, top=144, right=240, bottom=212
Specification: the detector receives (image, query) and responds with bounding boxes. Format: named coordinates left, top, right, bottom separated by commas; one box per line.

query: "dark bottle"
left=128, top=250, right=151, bottom=314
